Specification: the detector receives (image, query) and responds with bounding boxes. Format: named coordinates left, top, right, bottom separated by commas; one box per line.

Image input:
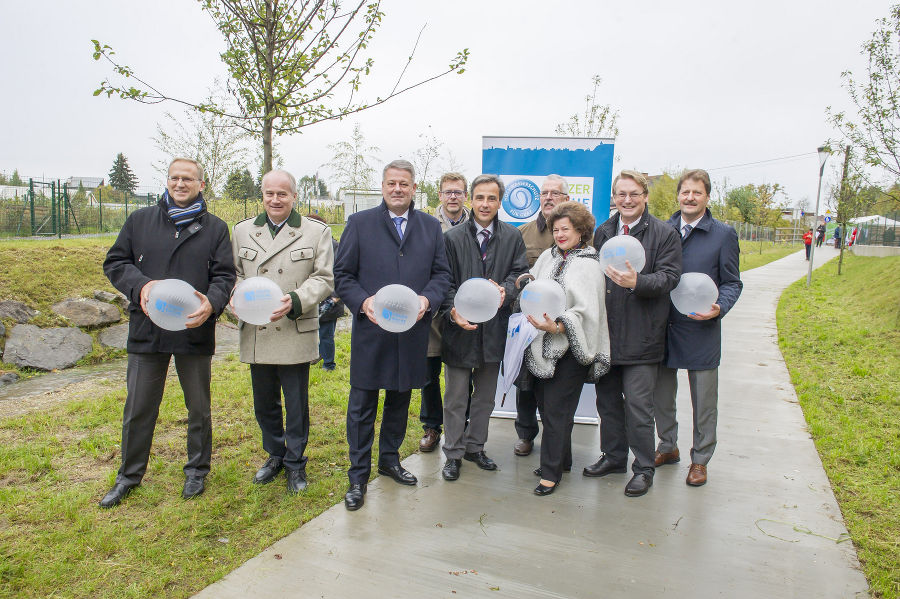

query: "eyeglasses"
left=440, top=190, right=465, bottom=198
left=615, top=191, right=646, bottom=200
left=540, top=190, right=568, bottom=199
left=168, top=176, right=198, bottom=184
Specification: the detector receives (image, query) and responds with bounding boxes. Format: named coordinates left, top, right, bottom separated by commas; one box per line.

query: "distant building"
left=65, top=177, right=104, bottom=189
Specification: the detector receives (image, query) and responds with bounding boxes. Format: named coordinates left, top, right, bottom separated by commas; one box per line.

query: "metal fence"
left=722, top=220, right=779, bottom=243
left=850, top=220, right=899, bottom=247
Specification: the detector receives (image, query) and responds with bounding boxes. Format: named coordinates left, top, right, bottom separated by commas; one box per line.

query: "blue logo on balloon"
left=502, top=179, right=541, bottom=219
left=381, top=308, right=408, bottom=324
left=155, top=299, right=183, bottom=316
left=244, top=289, right=273, bottom=302
left=602, top=247, right=626, bottom=259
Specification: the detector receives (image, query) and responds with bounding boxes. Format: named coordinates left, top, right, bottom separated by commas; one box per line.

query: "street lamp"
left=806, top=146, right=830, bottom=287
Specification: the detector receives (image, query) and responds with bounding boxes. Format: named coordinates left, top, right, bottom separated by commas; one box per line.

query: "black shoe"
left=253, top=456, right=284, bottom=485
left=533, top=466, right=571, bottom=477
left=582, top=456, right=627, bottom=477
left=182, top=476, right=206, bottom=499
left=286, top=469, right=307, bottom=493
left=463, top=451, right=498, bottom=471
left=534, top=481, right=557, bottom=496
left=99, top=483, right=136, bottom=508
left=624, top=473, right=653, bottom=497
left=377, top=463, right=418, bottom=485
left=442, top=458, right=462, bottom=481
left=344, top=483, right=367, bottom=511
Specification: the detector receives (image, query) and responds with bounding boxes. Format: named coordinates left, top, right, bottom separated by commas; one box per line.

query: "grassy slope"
left=777, top=254, right=900, bottom=598
left=740, top=240, right=803, bottom=271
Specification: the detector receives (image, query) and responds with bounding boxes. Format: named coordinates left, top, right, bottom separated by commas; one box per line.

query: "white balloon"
left=454, top=278, right=501, bottom=323
left=598, top=235, right=646, bottom=274
left=232, top=276, right=284, bottom=325
left=147, top=279, right=202, bottom=331
left=670, top=272, right=719, bottom=315
left=373, top=284, right=420, bottom=333
left=519, top=279, right=567, bottom=321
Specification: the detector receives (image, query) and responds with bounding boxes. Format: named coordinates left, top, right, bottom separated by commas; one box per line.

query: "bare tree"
left=555, top=75, right=620, bottom=138
left=323, top=123, right=380, bottom=211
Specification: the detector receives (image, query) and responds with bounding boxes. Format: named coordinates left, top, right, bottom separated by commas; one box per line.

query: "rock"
left=94, top=289, right=129, bottom=309
left=0, top=372, right=19, bottom=386
left=52, top=298, right=121, bottom=327
left=98, top=323, right=129, bottom=350
left=2, top=324, right=93, bottom=371
left=0, top=322, right=5, bottom=337
left=0, top=300, right=37, bottom=323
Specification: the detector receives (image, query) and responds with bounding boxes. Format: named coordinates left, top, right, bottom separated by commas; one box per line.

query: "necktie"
left=392, top=216, right=405, bottom=239
left=623, top=224, right=630, bottom=235
left=480, top=230, right=491, bottom=260
left=682, top=224, right=693, bottom=239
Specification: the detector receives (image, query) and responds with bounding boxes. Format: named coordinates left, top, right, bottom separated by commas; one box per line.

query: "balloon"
left=373, top=284, right=419, bottom=333
left=670, top=272, right=719, bottom=315
left=232, top=276, right=284, bottom=325
left=519, top=279, right=566, bottom=320
left=598, top=235, right=646, bottom=274
left=147, top=279, right=202, bottom=331
left=454, top=278, right=501, bottom=323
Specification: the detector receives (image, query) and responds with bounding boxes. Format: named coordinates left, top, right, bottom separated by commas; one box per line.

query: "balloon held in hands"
left=519, top=279, right=566, bottom=320
left=454, top=278, right=501, bottom=323
left=598, top=235, right=646, bottom=274
left=670, top=272, right=719, bottom=315
left=232, top=276, right=284, bottom=325
left=373, top=284, right=419, bottom=333
left=147, top=279, right=202, bottom=331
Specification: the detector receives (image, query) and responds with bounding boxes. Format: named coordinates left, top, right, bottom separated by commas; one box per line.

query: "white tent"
left=849, top=214, right=900, bottom=227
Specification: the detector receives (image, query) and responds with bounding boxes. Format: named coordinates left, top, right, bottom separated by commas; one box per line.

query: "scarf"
left=164, top=190, right=206, bottom=230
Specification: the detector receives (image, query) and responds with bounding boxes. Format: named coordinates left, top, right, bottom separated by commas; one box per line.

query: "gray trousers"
left=442, top=363, right=501, bottom=460
left=116, top=352, right=212, bottom=486
left=595, top=363, right=658, bottom=477
left=653, top=365, right=719, bottom=465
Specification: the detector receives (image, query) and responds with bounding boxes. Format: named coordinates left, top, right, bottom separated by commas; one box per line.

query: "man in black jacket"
left=440, top=174, right=529, bottom=481
left=584, top=170, right=681, bottom=497
left=99, top=157, right=236, bottom=508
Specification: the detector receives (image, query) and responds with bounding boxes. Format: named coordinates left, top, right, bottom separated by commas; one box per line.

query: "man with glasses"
left=419, top=173, right=471, bottom=453
left=100, top=157, right=236, bottom=508
left=513, top=174, right=568, bottom=457
left=584, top=170, right=681, bottom=497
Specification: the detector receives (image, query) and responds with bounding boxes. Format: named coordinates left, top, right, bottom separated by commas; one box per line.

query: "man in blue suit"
left=334, top=159, right=452, bottom=511
left=652, top=169, right=742, bottom=487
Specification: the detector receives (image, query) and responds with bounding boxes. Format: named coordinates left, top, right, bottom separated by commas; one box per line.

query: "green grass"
left=0, top=331, right=427, bottom=598
left=777, top=254, right=900, bottom=598
left=740, top=240, right=803, bottom=271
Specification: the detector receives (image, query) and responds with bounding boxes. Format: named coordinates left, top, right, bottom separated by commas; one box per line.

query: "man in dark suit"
left=334, top=159, right=452, bottom=511
left=652, top=169, right=742, bottom=487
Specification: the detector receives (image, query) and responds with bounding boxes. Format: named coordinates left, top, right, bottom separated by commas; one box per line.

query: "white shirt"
left=680, top=215, right=703, bottom=237
left=390, top=209, right=410, bottom=236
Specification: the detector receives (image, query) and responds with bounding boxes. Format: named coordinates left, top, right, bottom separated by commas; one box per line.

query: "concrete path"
left=196, top=248, right=868, bottom=598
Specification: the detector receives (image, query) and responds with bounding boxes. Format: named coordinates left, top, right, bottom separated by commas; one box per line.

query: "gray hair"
left=168, top=157, right=205, bottom=182
left=382, top=159, right=416, bottom=181
left=262, top=169, right=297, bottom=195
left=470, top=173, right=505, bottom=199
left=543, top=174, right=569, bottom=194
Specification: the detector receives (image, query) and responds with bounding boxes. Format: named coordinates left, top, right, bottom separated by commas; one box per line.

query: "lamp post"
left=806, top=146, right=830, bottom=287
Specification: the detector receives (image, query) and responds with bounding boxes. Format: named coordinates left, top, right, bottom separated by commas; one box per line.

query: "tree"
left=647, top=172, right=679, bottom=221
left=298, top=174, right=327, bottom=198
left=748, top=183, right=784, bottom=254
left=9, top=170, right=23, bottom=186
left=324, top=123, right=379, bottom=191
left=108, top=153, right=138, bottom=194
left=92, top=0, right=469, bottom=174
left=723, top=185, right=757, bottom=222
left=223, top=168, right=258, bottom=201
left=411, top=126, right=444, bottom=208
left=555, top=75, right=620, bottom=138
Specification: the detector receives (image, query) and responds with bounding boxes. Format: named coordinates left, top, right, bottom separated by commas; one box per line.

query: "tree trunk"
left=837, top=146, right=852, bottom=276
left=263, top=117, right=273, bottom=175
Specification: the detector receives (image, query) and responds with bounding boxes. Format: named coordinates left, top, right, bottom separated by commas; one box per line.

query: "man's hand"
left=139, top=280, right=159, bottom=316
left=185, top=291, right=214, bottom=328
left=450, top=307, right=478, bottom=330
left=416, top=295, right=430, bottom=321
left=488, top=279, right=506, bottom=307
left=688, top=303, right=721, bottom=321
left=269, top=295, right=292, bottom=322
left=361, top=296, right=378, bottom=324
left=605, top=261, right=638, bottom=290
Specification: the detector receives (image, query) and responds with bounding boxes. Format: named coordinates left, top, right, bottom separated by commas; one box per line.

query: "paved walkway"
left=196, top=248, right=868, bottom=598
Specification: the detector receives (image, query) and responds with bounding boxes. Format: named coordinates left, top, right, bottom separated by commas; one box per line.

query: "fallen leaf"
left=274, top=554, right=283, bottom=560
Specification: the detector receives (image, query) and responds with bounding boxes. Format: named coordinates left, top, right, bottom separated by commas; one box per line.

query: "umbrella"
left=499, top=312, right=538, bottom=405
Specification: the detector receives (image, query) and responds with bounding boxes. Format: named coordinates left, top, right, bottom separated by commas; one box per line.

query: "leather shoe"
left=533, top=466, right=570, bottom=477
left=419, top=428, right=440, bottom=452
left=344, top=483, right=367, bottom=511
left=99, top=483, right=136, bottom=508
left=624, top=473, right=653, bottom=497
left=377, top=463, right=418, bottom=485
left=286, top=469, right=307, bottom=493
left=686, top=463, right=707, bottom=486
left=463, top=451, right=498, bottom=471
left=654, top=448, right=680, bottom=467
left=442, top=458, right=461, bottom=481
left=513, top=438, right=533, bottom=456
left=582, top=456, right=627, bottom=477
left=182, top=476, right=205, bottom=499
left=253, top=456, right=284, bottom=484
left=534, top=481, right=557, bottom=496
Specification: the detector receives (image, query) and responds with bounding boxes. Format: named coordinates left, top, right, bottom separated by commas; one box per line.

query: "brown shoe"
left=686, top=463, right=707, bottom=486
left=513, top=439, right=533, bottom=456
left=654, top=448, right=680, bottom=467
left=419, top=428, right=440, bottom=452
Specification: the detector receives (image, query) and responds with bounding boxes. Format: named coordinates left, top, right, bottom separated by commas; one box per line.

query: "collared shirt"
left=680, top=215, right=703, bottom=236
left=390, top=209, right=410, bottom=237
left=440, top=206, right=465, bottom=227
left=473, top=220, right=495, bottom=238
left=267, top=215, right=288, bottom=237
left=535, top=212, right=548, bottom=233
left=617, top=217, right=639, bottom=236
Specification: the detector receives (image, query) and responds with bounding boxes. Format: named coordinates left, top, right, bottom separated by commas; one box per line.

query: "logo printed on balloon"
left=501, top=179, right=541, bottom=219
left=381, top=306, right=408, bottom=325
left=154, top=299, right=184, bottom=316
left=243, top=289, right=274, bottom=302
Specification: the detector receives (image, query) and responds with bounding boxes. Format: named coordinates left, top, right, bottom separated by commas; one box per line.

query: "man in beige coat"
left=232, top=169, right=334, bottom=493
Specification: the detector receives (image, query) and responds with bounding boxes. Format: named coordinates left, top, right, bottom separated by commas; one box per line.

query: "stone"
left=0, top=372, right=19, bottom=386
left=98, top=323, right=129, bottom=350
left=94, top=289, right=129, bottom=309
left=0, top=300, right=37, bottom=323
left=52, top=298, right=121, bottom=327
left=2, top=324, right=93, bottom=371
left=0, top=321, right=5, bottom=337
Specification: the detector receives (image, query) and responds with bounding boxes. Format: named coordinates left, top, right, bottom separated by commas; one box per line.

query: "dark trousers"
left=250, top=362, right=311, bottom=472
left=805, top=244, right=811, bottom=259
left=346, top=386, right=412, bottom=484
left=515, top=388, right=540, bottom=442
left=318, top=320, right=337, bottom=369
left=535, top=352, right=588, bottom=483
left=595, top=363, right=659, bottom=477
left=116, top=352, right=212, bottom=487
left=419, top=356, right=444, bottom=432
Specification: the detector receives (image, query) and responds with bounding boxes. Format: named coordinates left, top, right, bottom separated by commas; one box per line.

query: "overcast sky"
left=1, top=0, right=894, bottom=209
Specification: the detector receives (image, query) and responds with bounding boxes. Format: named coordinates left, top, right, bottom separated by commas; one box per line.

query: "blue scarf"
left=164, top=190, right=206, bottom=230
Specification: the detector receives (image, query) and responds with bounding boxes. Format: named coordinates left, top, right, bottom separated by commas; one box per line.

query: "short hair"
left=676, top=169, right=711, bottom=195
left=261, top=169, right=297, bottom=195
left=543, top=174, right=569, bottom=194
left=612, top=170, right=649, bottom=196
left=547, top=200, right=596, bottom=245
left=382, top=159, right=415, bottom=181
left=168, top=157, right=205, bottom=182
left=439, top=172, right=467, bottom=192
left=470, top=174, right=505, bottom=199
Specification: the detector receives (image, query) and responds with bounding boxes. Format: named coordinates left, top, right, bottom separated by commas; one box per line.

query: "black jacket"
left=593, top=209, right=682, bottom=365
left=103, top=196, right=236, bottom=355
left=440, top=218, right=529, bottom=368
left=319, top=238, right=345, bottom=322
